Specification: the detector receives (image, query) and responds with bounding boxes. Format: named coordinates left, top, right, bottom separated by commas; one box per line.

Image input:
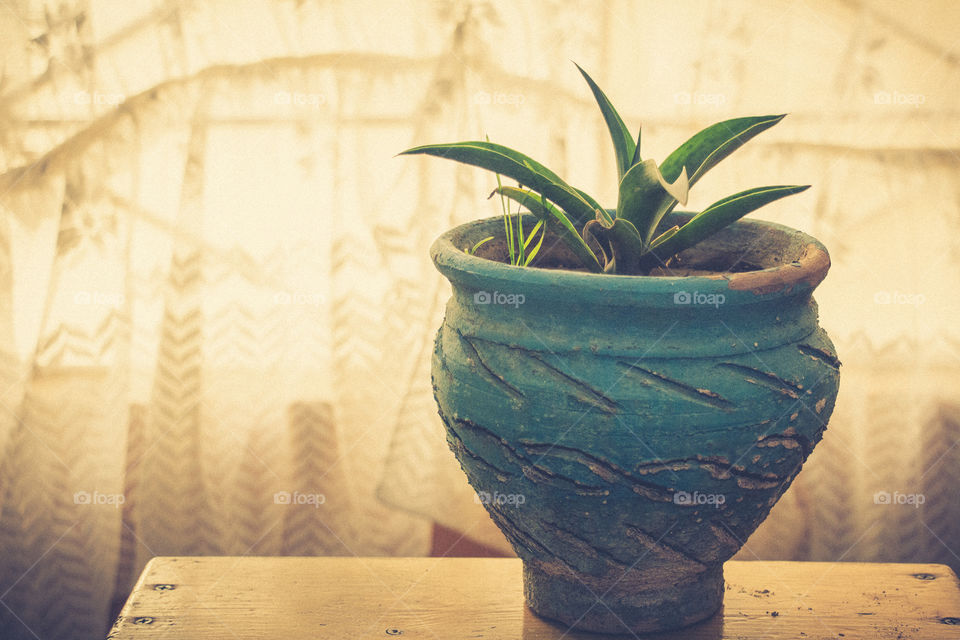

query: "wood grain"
left=106, top=558, right=960, bottom=639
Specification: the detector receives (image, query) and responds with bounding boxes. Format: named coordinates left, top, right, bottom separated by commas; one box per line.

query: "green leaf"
left=616, top=159, right=689, bottom=245
left=649, top=225, right=679, bottom=248
left=582, top=217, right=646, bottom=274
left=523, top=220, right=545, bottom=252
left=400, top=141, right=600, bottom=228
left=638, top=184, right=810, bottom=271
left=497, top=186, right=602, bottom=272
left=522, top=221, right=546, bottom=266
left=660, top=114, right=786, bottom=185
left=630, top=128, right=642, bottom=167
left=466, top=236, right=494, bottom=255
left=493, top=172, right=516, bottom=264
left=632, top=115, right=786, bottom=250
left=574, top=63, right=636, bottom=180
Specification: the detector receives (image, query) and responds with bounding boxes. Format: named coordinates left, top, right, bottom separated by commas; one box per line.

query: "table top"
left=107, top=557, right=960, bottom=639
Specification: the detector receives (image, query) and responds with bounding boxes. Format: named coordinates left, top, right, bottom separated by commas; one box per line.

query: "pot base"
left=523, top=562, right=724, bottom=634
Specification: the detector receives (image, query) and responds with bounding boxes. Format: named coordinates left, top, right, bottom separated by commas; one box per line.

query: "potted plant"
left=400, top=64, right=840, bottom=635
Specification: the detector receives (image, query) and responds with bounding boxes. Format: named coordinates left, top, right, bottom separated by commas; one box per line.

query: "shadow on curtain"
left=0, top=1, right=958, bottom=639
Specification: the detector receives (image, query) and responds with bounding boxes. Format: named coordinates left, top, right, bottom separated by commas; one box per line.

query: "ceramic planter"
left=430, top=213, right=840, bottom=634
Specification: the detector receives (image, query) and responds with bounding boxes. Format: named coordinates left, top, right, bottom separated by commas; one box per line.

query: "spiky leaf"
left=638, top=184, right=810, bottom=271
left=660, top=114, right=786, bottom=184
left=630, top=128, right=642, bottom=166
left=575, top=63, right=636, bottom=179
left=400, top=142, right=602, bottom=228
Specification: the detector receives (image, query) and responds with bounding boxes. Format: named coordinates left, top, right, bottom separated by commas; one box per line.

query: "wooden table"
left=107, top=557, right=960, bottom=639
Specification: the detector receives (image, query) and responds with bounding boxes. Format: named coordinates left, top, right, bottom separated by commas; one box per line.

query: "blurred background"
left=0, top=1, right=958, bottom=638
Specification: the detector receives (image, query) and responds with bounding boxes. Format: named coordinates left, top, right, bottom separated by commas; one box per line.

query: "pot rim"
left=431, top=213, right=831, bottom=307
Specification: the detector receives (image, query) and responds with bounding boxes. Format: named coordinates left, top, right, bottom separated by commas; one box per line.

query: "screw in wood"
left=385, top=629, right=404, bottom=635
left=132, top=617, right=155, bottom=625
left=912, top=573, right=937, bottom=580
left=941, top=617, right=960, bottom=625
left=153, top=584, right=176, bottom=591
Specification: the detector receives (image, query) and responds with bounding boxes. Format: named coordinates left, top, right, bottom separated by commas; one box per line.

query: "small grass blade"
left=466, top=236, right=494, bottom=255
left=522, top=221, right=546, bottom=266
left=522, top=220, right=545, bottom=252
left=497, top=186, right=603, bottom=272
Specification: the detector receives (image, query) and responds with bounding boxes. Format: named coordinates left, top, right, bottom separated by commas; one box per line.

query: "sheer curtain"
left=0, top=1, right=958, bottom=639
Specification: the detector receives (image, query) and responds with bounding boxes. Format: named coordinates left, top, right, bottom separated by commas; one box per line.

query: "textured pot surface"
left=431, top=214, right=840, bottom=634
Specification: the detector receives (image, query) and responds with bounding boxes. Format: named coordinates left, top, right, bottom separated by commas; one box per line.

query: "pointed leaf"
left=574, top=63, right=636, bottom=180
left=616, top=159, right=689, bottom=244
left=635, top=116, right=786, bottom=252
left=630, top=128, right=642, bottom=167
left=639, top=184, right=810, bottom=271
left=660, top=114, right=786, bottom=185
left=497, top=186, right=602, bottom=272
left=400, top=141, right=600, bottom=227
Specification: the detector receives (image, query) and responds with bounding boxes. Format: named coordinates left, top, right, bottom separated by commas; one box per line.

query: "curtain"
left=0, top=1, right=958, bottom=638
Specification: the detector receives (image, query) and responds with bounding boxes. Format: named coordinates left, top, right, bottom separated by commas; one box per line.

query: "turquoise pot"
left=431, top=214, right=840, bottom=634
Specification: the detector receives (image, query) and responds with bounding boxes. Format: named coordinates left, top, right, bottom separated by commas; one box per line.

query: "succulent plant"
left=401, top=63, right=809, bottom=275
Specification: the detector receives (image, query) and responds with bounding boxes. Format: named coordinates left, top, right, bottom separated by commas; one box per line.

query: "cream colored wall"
left=0, top=2, right=958, bottom=639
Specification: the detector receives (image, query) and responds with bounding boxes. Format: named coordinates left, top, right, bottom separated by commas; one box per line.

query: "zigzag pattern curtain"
left=0, top=1, right=958, bottom=639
